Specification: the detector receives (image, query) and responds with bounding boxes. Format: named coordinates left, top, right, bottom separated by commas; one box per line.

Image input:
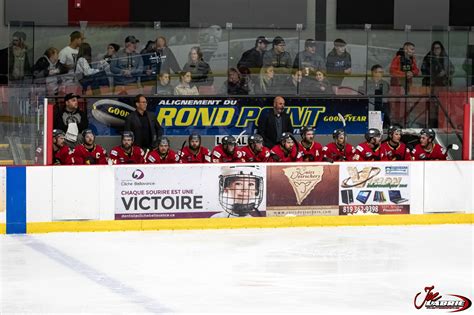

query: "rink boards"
left=0, top=161, right=473, bottom=234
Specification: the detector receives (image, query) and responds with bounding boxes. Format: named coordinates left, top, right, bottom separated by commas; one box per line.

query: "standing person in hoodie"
left=326, top=38, right=352, bottom=91
left=389, top=42, right=420, bottom=92
left=421, top=41, right=454, bottom=87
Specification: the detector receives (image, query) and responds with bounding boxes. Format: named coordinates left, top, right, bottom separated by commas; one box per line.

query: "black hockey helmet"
left=420, top=128, right=436, bottom=140
left=300, top=126, right=315, bottom=137
left=52, top=129, right=65, bottom=138
left=222, top=135, right=237, bottom=146
left=157, top=136, right=170, bottom=146
left=188, top=132, right=201, bottom=143
left=280, top=132, right=294, bottom=143
left=248, top=134, right=263, bottom=145
left=122, top=131, right=134, bottom=142
left=81, top=128, right=94, bottom=138
left=332, top=128, right=345, bottom=139
left=365, top=128, right=382, bottom=142
left=387, top=125, right=403, bottom=138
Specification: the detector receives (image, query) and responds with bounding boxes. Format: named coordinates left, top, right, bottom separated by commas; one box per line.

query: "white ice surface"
left=1, top=224, right=473, bottom=314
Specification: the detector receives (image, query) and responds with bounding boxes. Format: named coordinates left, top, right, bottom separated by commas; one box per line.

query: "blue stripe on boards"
left=6, top=167, right=26, bottom=234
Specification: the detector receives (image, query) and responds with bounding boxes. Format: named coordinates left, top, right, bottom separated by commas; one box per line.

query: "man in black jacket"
left=53, top=93, right=88, bottom=144
left=237, top=36, right=269, bottom=75
left=124, top=94, right=163, bottom=150
left=256, top=96, right=293, bottom=148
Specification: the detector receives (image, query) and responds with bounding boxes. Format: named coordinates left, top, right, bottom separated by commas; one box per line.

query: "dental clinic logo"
left=414, top=285, right=472, bottom=312
left=132, top=169, right=144, bottom=180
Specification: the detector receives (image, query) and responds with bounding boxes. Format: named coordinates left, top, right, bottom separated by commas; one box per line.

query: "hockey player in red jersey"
left=178, top=133, right=211, bottom=163
left=146, top=137, right=178, bottom=164
left=109, top=131, right=145, bottom=164
left=211, top=135, right=245, bottom=163
left=73, top=129, right=108, bottom=165
left=241, top=134, right=271, bottom=162
left=270, top=132, right=303, bottom=162
left=322, top=129, right=355, bottom=162
left=412, top=128, right=447, bottom=160
left=380, top=125, right=412, bottom=161
left=298, top=126, right=323, bottom=162
left=353, top=128, right=382, bottom=161
left=52, top=129, right=74, bottom=165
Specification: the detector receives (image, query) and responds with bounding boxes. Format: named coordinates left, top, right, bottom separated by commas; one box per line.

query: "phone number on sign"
left=341, top=205, right=379, bottom=214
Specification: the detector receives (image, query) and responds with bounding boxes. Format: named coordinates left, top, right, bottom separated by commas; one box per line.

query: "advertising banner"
left=87, top=97, right=368, bottom=136
left=266, top=164, right=340, bottom=216
left=114, top=164, right=266, bottom=219
left=0, top=167, right=5, bottom=215
left=338, top=163, right=410, bottom=215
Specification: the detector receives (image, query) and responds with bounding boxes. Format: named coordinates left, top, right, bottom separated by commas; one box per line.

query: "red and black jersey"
left=354, top=142, right=381, bottom=161
left=412, top=143, right=447, bottom=160
left=53, top=145, right=74, bottom=165
left=298, top=141, right=323, bottom=162
left=146, top=149, right=178, bottom=164
left=380, top=141, right=412, bottom=161
left=322, top=142, right=355, bottom=162
left=73, top=144, right=108, bottom=165
left=269, top=144, right=303, bottom=162
left=179, top=146, right=211, bottom=163
left=109, top=145, right=145, bottom=164
left=241, top=145, right=271, bottom=162
left=211, top=144, right=244, bottom=163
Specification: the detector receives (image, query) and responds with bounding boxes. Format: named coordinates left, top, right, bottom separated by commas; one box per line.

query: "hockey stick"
left=337, top=113, right=347, bottom=160
left=176, top=140, right=187, bottom=163
left=235, top=129, right=247, bottom=145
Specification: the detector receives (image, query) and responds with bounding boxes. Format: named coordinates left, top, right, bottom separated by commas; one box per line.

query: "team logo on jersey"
left=132, top=169, right=145, bottom=180
left=283, top=166, right=324, bottom=205
left=414, top=285, right=472, bottom=312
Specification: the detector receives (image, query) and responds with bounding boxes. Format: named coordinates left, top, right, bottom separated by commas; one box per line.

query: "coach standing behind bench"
left=124, top=94, right=163, bottom=150
left=257, top=96, right=293, bottom=148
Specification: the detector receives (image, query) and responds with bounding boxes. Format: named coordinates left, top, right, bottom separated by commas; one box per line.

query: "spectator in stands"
left=183, top=46, right=213, bottom=87
left=155, top=72, right=174, bottom=95
left=322, top=129, right=356, bottom=162
left=389, top=42, right=419, bottom=90
left=75, top=43, right=109, bottom=95
left=263, top=36, right=292, bottom=84
left=219, top=67, right=248, bottom=95
left=53, top=93, right=88, bottom=144
left=178, top=133, right=211, bottom=163
left=7, top=31, right=33, bottom=83
left=73, top=129, right=108, bottom=165
left=140, top=40, right=158, bottom=87
left=254, top=66, right=277, bottom=95
left=109, top=131, right=145, bottom=164
left=257, top=96, right=293, bottom=148
left=52, top=129, right=74, bottom=165
left=238, top=66, right=255, bottom=94
left=359, top=64, right=390, bottom=127
left=421, top=41, right=454, bottom=87
left=326, top=38, right=352, bottom=90
left=100, top=43, right=119, bottom=89
left=110, top=35, right=144, bottom=93
left=33, top=47, right=66, bottom=95
left=300, top=69, right=333, bottom=95
left=155, top=36, right=181, bottom=75
left=58, top=31, right=83, bottom=87
left=237, top=36, right=270, bottom=76
left=281, top=68, right=303, bottom=95
left=124, top=94, right=163, bottom=150
left=174, top=71, right=199, bottom=95
left=145, top=137, right=177, bottom=164
left=293, top=39, right=326, bottom=77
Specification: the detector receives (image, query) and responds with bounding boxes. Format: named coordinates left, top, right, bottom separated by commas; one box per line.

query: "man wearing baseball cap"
left=293, top=38, right=326, bottom=76
left=53, top=93, right=88, bottom=143
left=110, top=35, right=144, bottom=93
left=237, top=36, right=270, bottom=75
left=262, top=36, right=292, bottom=86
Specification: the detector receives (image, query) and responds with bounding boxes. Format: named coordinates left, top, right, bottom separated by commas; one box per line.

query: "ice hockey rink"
left=1, top=224, right=472, bottom=314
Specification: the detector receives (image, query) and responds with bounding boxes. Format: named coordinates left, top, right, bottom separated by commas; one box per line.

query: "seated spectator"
left=73, top=129, right=108, bottom=165
left=389, top=42, right=419, bottom=90
left=254, top=66, right=278, bottom=95
left=359, top=64, right=391, bottom=127
left=53, top=93, right=88, bottom=144
left=99, top=43, right=119, bottom=89
left=110, top=36, right=144, bottom=93
left=238, top=66, right=255, bottom=94
left=145, top=137, right=177, bottom=164
left=281, top=68, right=303, bottom=95
left=293, top=39, right=326, bottom=77
left=155, top=36, right=181, bottom=75
left=109, top=131, right=145, bottom=164
left=183, top=46, right=213, bottom=87
left=219, top=67, right=248, bottom=95
left=421, top=41, right=454, bottom=87
left=174, top=71, right=199, bottom=95
left=300, top=70, right=333, bottom=95
left=33, top=47, right=67, bottom=95
left=237, top=36, right=270, bottom=76
left=326, top=38, right=352, bottom=90
left=155, top=72, right=174, bottom=95
left=75, top=43, right=109, bottom=95
left=52, top=129, right=74, bottom=165
left=263, top=36, right=292, bottom=84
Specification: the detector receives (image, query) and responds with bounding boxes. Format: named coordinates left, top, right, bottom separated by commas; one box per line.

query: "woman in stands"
left=254, top=65, right=277, bottom=95
left=183, top=46, right=213, bottom=88
left=75, top=43, right=109, bottom=95
left=174, top=71, right=199, bottom=95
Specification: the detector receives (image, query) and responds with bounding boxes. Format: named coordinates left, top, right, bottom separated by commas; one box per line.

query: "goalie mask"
left=218, top=165, right=264, bottom=216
